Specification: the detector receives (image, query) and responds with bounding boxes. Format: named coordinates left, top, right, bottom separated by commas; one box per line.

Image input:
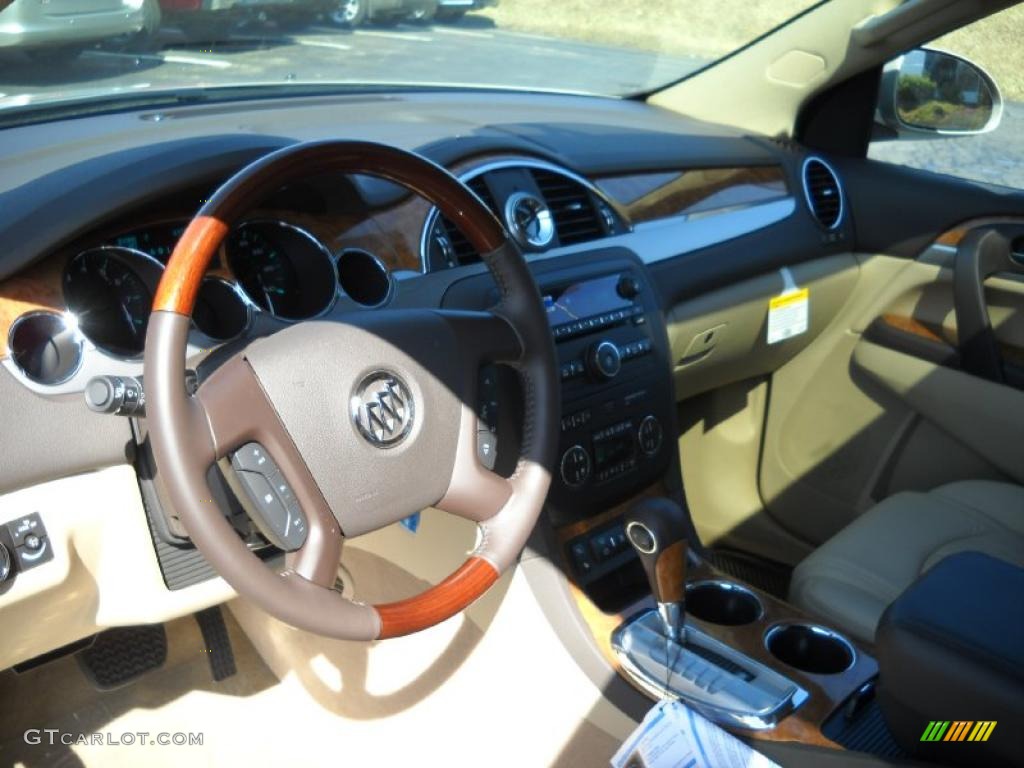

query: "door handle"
left=953, top=224, right=1024, bottom=384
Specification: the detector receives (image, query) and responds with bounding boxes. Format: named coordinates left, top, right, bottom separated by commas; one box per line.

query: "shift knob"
left=625, top=498, right=689, bottom=641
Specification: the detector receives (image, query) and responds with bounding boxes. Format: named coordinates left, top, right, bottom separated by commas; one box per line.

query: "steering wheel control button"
left=231, top=442, right=274, bottom=473
left=638, top=415, right=664, bottom=456
left=587, top=340, right=622, bottom=380
left=560, top=445, right=592, bottom=487
left=230, top=443, right=308, bottom=552
left=0, top=541, right=11, bottom=583
left=350, top=371, right=415, bottom=448
left=234, top=469, right=308, bottom=552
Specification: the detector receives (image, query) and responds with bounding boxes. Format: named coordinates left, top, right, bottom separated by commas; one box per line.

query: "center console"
left=541, top=268, right=674, bottom=526
left=444, top=248, right=676, bottom=518
left=449, top=250, right=885, bottom=751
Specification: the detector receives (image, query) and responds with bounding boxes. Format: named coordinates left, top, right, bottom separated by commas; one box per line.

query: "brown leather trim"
left=376, top=556, right=500, bottom=639
left=153, top=216, right=230, bottom=314
left=197, top=354, right=342, bottom=587
left=145, top=311, right=381, bottom=639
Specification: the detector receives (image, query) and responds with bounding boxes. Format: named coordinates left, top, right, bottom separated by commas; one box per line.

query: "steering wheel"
left=144, top=141, right=558, bottom=640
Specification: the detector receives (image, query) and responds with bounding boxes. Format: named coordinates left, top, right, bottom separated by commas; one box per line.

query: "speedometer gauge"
left=63, top=247, right=163, bottom=357
left=225, top=221, right=336, bottom=321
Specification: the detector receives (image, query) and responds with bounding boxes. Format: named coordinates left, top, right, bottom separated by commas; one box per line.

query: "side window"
left=868, top=6, right=1024, bottom=191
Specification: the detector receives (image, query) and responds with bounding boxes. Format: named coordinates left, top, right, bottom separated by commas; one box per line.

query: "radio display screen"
left=543, top=274, right=632, bottom=327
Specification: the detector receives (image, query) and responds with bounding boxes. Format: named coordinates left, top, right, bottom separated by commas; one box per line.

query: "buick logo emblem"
left=350, top=372, right=414, bottom=448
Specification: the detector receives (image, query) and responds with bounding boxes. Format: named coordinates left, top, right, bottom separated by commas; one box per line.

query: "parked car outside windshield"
left=0, top=0, right=820, bottom=106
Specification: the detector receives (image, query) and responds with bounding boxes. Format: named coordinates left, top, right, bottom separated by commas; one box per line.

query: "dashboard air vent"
left=802, top=158, right=843, bottom=230
left=438, top=175, right=498, bottom=265
left=531, top=169, right=605, bottom=246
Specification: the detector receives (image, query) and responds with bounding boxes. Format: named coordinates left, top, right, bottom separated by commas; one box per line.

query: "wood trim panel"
left=0, top=256, right=66, bottom=357
left=877, top=313, right=1024, bottom=366
left=595, top=166, right=788, bottom=225
left=375, top=556, right=499, bottom=639
left=934, top=216, right=1024, bottom=247
left=556, top=487, right=878, bottom=750
left=880, top=313, right=951, bottom=346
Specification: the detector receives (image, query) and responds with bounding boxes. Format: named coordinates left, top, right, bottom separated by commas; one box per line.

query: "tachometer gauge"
left=225, top=221, right=336, bottom=322
left=63, top=247, right=163, bottom=357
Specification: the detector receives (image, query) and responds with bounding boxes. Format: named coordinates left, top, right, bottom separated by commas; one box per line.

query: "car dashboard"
left=0, top=128, right=806, bottom=402
left=0, top=90, right=855, bottom=699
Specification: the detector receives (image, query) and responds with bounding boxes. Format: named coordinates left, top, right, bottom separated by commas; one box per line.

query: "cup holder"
left=685, top=580, right=764, bottom=626
left=764, top=623, right=856, bottom=675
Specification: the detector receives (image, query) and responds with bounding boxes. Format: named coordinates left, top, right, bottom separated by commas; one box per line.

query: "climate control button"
left=638, top=415, right=664, bottom=456
left=560, top=445, right=592, bottom=487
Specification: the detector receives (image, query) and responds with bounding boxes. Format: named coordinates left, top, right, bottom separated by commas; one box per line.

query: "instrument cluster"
left=7, top=218, right=345, bottom=388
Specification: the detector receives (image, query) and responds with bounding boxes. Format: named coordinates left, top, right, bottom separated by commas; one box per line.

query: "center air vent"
left=436, top=175, right=498, bottom=267
left=802, top=157, right=843, bottom=230
left=423, top=162, right=623, bottom=271
left=531, top=168, right=605, bottom=246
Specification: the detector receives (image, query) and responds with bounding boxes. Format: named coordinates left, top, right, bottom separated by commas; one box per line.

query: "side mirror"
left=876, top=48, right=1003, bottom=137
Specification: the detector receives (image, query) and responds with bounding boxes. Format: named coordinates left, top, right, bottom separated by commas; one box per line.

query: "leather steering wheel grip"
left=144, top=141, right=559, bottom=640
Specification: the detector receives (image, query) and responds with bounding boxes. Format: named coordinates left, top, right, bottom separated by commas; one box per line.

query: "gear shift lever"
left=625, top=498, right=689, bottom=643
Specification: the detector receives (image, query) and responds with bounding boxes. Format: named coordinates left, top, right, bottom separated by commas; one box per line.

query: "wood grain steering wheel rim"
left=144, top=141, right=559, bottom=640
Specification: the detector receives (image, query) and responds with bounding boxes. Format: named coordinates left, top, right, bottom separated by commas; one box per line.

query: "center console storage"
left=876, top=552, right=1023, bottom=766
left=686, top=580, right=764, bottom=626
left=764, top=623, right=856, bottom=675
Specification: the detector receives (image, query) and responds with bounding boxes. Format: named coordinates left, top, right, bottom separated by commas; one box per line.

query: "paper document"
left=766, top=287, right=809, bottom=345
left=611, top=700, right=781, bottom=768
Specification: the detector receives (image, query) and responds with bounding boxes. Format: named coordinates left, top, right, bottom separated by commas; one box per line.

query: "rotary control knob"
left=587, top=340, right=622, bottom=380
left=617, top=275, right=641, bottom=299
left=638, top=415, right=664, bottom=456
left=0, top=541, right=10, bottom=583
left=560, top=445, right=591, bottom=487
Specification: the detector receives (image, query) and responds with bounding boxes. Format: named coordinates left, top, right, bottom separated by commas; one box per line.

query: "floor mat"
left=822, top=692, right=909, bottom=760
left=78, top=625, right=168, bottom=690
left=704, top=548, right=792, bottom=599
left=0, top=610, right=277, bottom=768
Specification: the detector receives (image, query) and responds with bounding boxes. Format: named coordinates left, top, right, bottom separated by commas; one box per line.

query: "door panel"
left=760, top=243, right=1024, bottom=552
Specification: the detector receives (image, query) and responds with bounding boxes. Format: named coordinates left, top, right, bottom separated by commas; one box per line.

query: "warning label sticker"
left=767, top=287, right=809, bottom=344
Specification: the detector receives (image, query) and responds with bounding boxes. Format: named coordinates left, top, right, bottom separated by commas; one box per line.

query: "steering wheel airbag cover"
left=242, top=313, right=462, bottom=537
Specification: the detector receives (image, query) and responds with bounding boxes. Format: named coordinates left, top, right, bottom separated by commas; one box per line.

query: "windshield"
left=0, top=0, right=818, bottom=115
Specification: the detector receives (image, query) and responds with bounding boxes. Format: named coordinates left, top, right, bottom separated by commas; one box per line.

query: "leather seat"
left=789, top=480, right=1024, bottom=644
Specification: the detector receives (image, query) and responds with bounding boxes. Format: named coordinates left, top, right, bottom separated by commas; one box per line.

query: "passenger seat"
left=789, top=480, right=1024, bottom=643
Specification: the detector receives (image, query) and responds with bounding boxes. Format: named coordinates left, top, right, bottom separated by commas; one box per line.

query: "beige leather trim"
left=0, top=465, right=234, bottom=670
left=667, top=253, right=859, bottom=401
left=649, top=0, right=1013, bottom=137
left=791, top=480, right=1024, bottom=642
left=678, top=379, right=814, bottom=565
left=852, top=339, right=1024, bottom=483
